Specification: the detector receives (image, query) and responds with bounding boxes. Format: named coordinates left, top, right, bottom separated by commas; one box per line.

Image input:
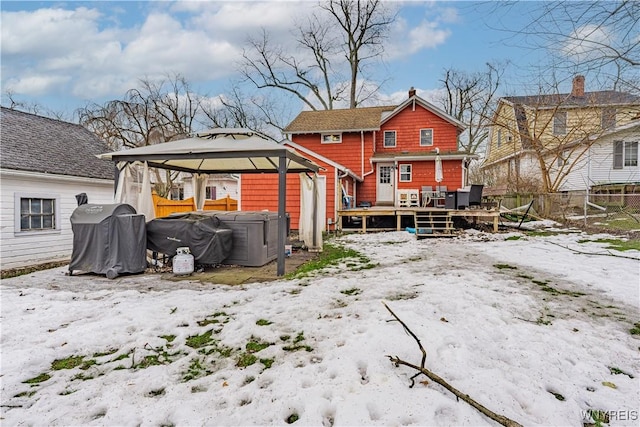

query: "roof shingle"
left=1, top=107, right=113, bottom=180
left=505, top=90, right=640, bottom=108
left=284, top=105, right=397, bottom=133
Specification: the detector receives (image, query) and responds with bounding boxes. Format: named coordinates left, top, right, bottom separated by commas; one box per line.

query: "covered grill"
left=69, top=203, right=147, bottom=279
left=146, top=213, right=233, bottom=265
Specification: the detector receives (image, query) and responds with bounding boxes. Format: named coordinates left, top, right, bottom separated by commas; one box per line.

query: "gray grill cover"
left=69, top=204, right=147, bottom=277
left=146, top=213, right=233, bottom=265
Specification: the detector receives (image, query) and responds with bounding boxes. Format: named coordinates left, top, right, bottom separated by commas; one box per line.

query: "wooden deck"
left=336, top=206, right=501, bottom=234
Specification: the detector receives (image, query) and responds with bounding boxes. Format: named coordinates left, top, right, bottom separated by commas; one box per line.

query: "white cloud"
left=384, top=6, right=453, bottom=61
left=561, top=24, right=615, bottom=62
left=1, top=7, right=103, bottom=56
left=4, top=74, right=72, bottom=96
left=0, top=2, right=314, bottom=102
left=381, top=87, right=447, bottom=105
left=0, top=1, right=456, bottom=110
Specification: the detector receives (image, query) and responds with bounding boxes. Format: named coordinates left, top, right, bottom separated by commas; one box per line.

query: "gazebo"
left=98, top=128, right=320, bottom=275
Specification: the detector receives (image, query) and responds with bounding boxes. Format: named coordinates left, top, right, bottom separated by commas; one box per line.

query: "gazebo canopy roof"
left=98, top=129, right=320, bottom=174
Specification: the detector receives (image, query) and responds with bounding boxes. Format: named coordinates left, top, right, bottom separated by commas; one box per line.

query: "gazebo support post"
left=277, top=155, right=287, bottom=276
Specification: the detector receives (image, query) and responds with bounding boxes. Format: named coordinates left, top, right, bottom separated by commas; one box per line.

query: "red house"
left=241, top=89, right=476, bottom=230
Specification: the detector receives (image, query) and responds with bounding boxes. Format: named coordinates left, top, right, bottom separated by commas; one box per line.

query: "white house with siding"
left=0, top=107, right=115, bottom=271
left=551, top=120, right=639, bottom=191
left=483, top=75, right=640, bottom=194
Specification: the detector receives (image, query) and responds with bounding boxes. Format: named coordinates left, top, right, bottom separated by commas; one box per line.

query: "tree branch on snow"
left=546, top=241, right=640, bottom=261
left=382, top=302, right=523, bottom=427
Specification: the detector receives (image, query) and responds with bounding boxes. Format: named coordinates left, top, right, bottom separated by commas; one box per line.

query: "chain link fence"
left=497, top=191, right=640, bottom=233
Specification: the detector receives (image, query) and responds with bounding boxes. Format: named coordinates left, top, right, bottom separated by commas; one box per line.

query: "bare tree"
left=240, top=0, right=395, bottom=110
left=493, top=1, right=639, bottom=92
left=436, top=62, right=506, bottom=155
left=321, top=0, right=394, bottom=108
left=77, top=74, right=201, bottom=197
left=2, top=90, right=69, bottom=121
left=486, top=77, right=640, bottom=194
left=201, top=83, right=290, bottom=136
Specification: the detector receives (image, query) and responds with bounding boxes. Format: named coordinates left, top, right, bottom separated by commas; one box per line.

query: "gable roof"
left=503, top=90, right=640, bottom=109
left=1, top=107, right=113, bottom=180
left=284, top=106, right=396, bottom=134
left=284, top=95, right=466, bottom=134
left=381, top=95, right=466, bottom=131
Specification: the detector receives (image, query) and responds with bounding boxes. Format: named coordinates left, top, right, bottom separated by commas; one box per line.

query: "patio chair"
left=421, top=186, right=434, bottom=207
left=469, top=184, right=484, bottom=207
left=435, top=186, right=447, bottom=207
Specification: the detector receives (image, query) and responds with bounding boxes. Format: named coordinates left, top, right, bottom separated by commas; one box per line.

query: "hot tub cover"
left=146, top=213, right=233, bottom=265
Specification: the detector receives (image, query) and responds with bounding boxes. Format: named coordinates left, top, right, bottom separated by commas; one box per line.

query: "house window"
left=170, top=185, right=184, bottom=200
left=602, top=108, right=616, bottom=130
left=205, top=186, right=216, bottom=200
left=15, top=193, right=59, bottom=233
left=557, top=150, right=568, bottom=168
left=553, top=112, right=567, bottom=135
left=321, top=134, right=342, bottom=144
left=420, top=129, right=433, bottom=146
left=384, top=131, right=396, bottom=148
left=399, top=164, right=412, bottom=182
left=497, top=129, right=502, bottom=148
left=613, top=141, right=638, bottom=169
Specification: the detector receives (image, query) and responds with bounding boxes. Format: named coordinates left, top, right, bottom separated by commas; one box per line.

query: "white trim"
left=1, top=168, right=113, bottom=185
left=14, top=192, right=62, bottom=235
left=381, top=95, right=466, bottom=130
left=399, top=164, right=412, bottom=182
left=419, top=128, right=434, bottom=146
left=321, top=133, right=342, bottom=144
left=383, top=130, right=397, bottom=148
left=372, top=153, right=477, bottom=162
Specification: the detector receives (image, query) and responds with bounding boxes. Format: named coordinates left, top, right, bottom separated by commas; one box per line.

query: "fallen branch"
left=382, top=302, right=523, bottom=427
left=546, top=241, right=640, bottom=261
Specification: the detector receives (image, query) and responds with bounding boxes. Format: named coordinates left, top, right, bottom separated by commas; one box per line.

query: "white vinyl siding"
left=555, top=127, right=640, bottom=191
left=1, top=171, right=113, bottom=270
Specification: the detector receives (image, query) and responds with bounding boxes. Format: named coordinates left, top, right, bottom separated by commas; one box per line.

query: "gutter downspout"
left=338, top=168, right=348, bottom=218
left=461, top=157, right=468, bottom=188
left=363, top=130, right=376, bottom=178
left=394, top=160, right=399, bottom=205
left=361, top=130, right=365, bottom=177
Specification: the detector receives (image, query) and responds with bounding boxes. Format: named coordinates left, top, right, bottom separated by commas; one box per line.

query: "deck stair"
left=413, top=211, right=454, bottom=238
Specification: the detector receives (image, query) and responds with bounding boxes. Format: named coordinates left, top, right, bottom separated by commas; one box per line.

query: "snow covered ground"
left=1, top=228, right=639, bottom=426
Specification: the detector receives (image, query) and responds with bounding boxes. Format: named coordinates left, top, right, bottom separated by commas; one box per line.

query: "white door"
left=377, top=164, right=395, bottom=204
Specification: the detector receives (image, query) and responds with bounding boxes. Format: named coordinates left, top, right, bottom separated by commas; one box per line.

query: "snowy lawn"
left=1, top=228, right=639, bottom=426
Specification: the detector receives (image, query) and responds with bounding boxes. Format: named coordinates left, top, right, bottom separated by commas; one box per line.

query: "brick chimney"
left=408, top=87, right=416, bottom=98
left=572, top=75, right=585, bottom=97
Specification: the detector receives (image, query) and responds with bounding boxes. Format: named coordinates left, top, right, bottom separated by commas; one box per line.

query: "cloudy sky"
left=1, top=1, right=571, bottom=118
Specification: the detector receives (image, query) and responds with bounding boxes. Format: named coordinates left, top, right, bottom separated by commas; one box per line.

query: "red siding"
left=293, top=133, right=375, bottom=177
left=396, top=160, right=463, bottom=191
left=243, top=102, right=464, bottom=215
left=241, top=159, right=337, bottom=230
left=376, top=104, right=459, bottom=153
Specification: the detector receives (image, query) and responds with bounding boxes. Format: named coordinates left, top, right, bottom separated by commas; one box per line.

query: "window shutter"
left=613, top=140, right=623, bottom=169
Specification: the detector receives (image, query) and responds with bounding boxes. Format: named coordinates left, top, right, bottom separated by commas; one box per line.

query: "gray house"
left=0, top=107, right=114, bottom=271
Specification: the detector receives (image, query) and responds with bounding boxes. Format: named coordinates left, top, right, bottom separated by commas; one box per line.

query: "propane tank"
left=173, top=247, right=194, bottom=275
